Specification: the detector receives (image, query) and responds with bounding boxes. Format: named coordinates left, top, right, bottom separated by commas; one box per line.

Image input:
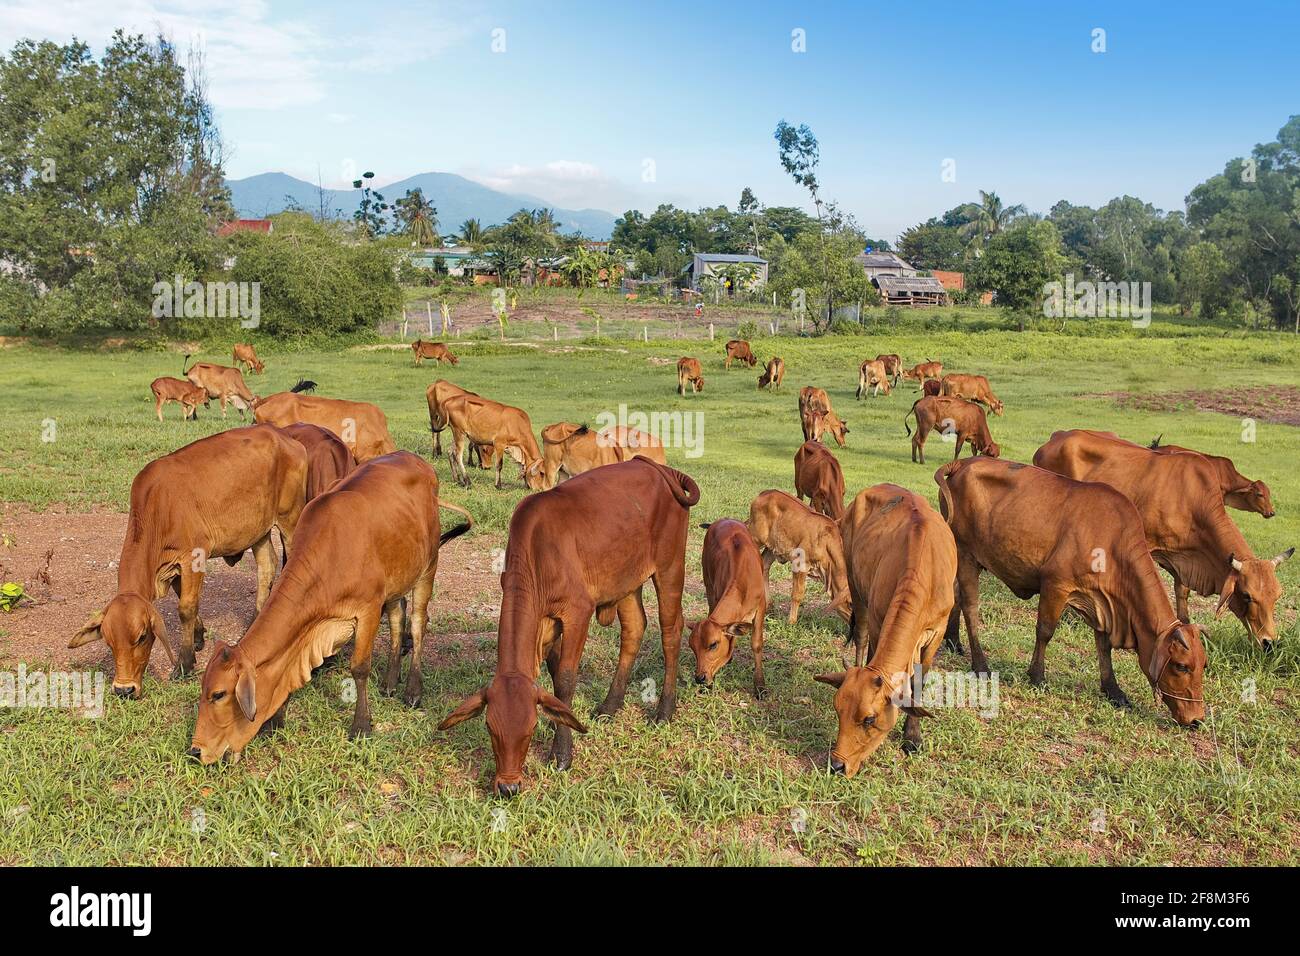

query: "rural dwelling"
left=216, top=219, right=273, bottom=237
left=933, top=269, right=995, bottom=305
left=854, top=250, right=917, bottom=281
left=688, top=253, right=768, bottom=292
left=875, top=274, right=950, bottom=307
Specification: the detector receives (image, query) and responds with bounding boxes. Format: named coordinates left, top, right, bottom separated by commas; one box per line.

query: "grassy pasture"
left=1, top=320, right=1299, bottom=865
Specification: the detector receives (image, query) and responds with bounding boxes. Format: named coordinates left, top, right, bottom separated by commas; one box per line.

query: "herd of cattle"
left=82, top=336, right=1291, bottom=792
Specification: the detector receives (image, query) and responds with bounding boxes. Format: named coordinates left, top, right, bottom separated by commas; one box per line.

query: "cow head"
left=689, top=615, right=752, bottom=686
left=1216, top=550, right=1292, bottom=649
left=978, top=439, right=1001, bottom=458
left=989, top=398, right=1005, bottom=416
left=1225, top=479, right=1274, bottom=518
left=1146, top=623, right=1207, bottom=726
left=815, top=667, right=929, bottom=778
left=523, top=458, right=548, bottom=491
left=439, top=673, right=587, bottom=797
left=815, top=411, right=849, bottom=448
left=189, top=642, right=261, bottom=764
left=67, top=594, right=172, bottom=699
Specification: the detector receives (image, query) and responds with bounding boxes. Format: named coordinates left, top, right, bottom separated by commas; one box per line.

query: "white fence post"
left=709, top=322, right=715, bottom=341
left=426, top=301, right=433, bottom=337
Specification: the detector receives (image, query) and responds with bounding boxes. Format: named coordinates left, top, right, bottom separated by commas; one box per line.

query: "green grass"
left=1, top=319, right=1299, bottom=865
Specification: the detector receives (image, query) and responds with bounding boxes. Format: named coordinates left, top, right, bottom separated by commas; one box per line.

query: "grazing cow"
left=150, top=377, right=207, bottom=422
left=758, top=356, right=785, bottom=390
left=799, top=386, right=849, bottom=446
left=254, top=387, right=397, bottom=463
left=68, top=426, right=308, bottom=696
left=1033, top=429, right=1292, bottom=649
left=904, top=395, right=1000, bottom=464
left=794, top=440, right=846, bottom=520
left=277, top=423, right=357, bottom=501
left=875, top=354, right=903, bottom=386
left=941, top=373, right=1003, bottom=415
left=816, top=484, right=957, bottom=774
left=442, top=392, right=545, bottom=490
left=1150, top=435, right=1274, bottom=518
left=424, top=379, right=491, bottom=466
left=922, top=378, right=942, bottom=397
left=856, top=358, right=893, bottom=399
left=189, top=453, right=472, bottom=763
left=746, top=489, right=851, bottom=624
left=539, top=422, right=666, bottom=490
left=724, top=339, right=757, bottom=369
left=411, top=340, right=459, bottom=366
left=689, top=520, right=769, bottom=697
left=902, top=360, right=943, bottom=389
left=232, top=343, right=265, bottom=375
left=935, top=456, right=1206, bottom=726
left=677, top=357, right=705, bottom=395
left=183, top=356, right=257, bottom=419
left=439, top=457, right=699, bottom=796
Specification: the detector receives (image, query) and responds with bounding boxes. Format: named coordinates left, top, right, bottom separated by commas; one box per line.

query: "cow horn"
left=1273, top=547, right=1295, bottom=566
left=1230, top=555, right=1244, bottom=572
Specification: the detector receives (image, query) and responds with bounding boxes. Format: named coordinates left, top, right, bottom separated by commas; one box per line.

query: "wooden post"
left=643, top=326, right=648, bottom=343
left=554, top=325, right=558, bottom=341
left=709, top=323, right=715, bottom=341
left=401, top=307, right=408, bottom=339
left=426, top=301, right=433, bottom=337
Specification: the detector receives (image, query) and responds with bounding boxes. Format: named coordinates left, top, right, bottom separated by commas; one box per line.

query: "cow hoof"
left=379, top=683, right=398, bottom=698
left=548, top=751, right=572, bottom=772
left=403, top=691, right=422, bottom=709
left=348, top=722, right=371, bottom=740
left=400, top=633, right=413, bottom=655
left=1105, top=689, right=1132, bottom=709
left=594, top=704, right=619, bottom=721
left=170, top=664, right=194, bottom=681
left=753, top=685, right=768, bottom=701
left=901, top=738, right=921, bottom=755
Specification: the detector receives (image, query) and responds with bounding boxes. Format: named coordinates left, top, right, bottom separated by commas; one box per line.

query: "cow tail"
left=437, top=501, right=474, bottom=544
left=182, top=353, right=192, bottom=376
left=903, top=399, right=921, bottom=436
left=933, top=461, right=960, bottom=524
left=643, top=458, right=700, bottom=507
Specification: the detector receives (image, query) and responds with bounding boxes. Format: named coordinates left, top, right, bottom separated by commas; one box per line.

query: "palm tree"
left=393, top=188, right=438, bottom=246
left=962, top=190, right=1026, bottom=248
left=458, top=218, right=484, bottom=247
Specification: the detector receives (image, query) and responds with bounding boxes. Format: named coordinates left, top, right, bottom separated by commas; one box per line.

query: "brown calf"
left=425, top=379, right=491, bottom=465
left=746, top=489, right=851, bottom=625
left=758, top=356, right=785, bottom=390
left=411, top=340, right=459, bottom=366
left=905, top=395, right=999, bottom=464
left=189, top=452, right=472, bottom=763
left=922, top=378, right=942, bottom=397
left=941, top=373, right=1004, bottom=415
left=902, top=360, right=943, bottom=389
left=150, top=377, right=207, bottom=422
left=816, top=484, right=957, bottom=774
left=232, top=343, right=265, bottom=375
left=936, top=456, right=1206, bottom=726
left=689, top=520, right=769, bottom=697
left=1033, top=429, right=1291, bottom=649
left=68, top=426, right=308, bottom=695
left=856, top=358, right=892, bottom=399
left=442, top=392, right=545, bottom=490
left=439, top=457, right=699, bottom=796
left=799, top=386, right=849, bottom=446
left=183, top=356, right=257, bottom=419
left=677, top=357, right=705, bottom=395
left=1150, top=435, right=1274, bottom=518
left=875, top=353, right=903, bottom=385
left=794, top=440, right=845, bottom=520
left=539, top=422, right=665, bottom=490
left=724, top=339, right=757, bottom=369
left=254, top=389, right=397, bottom=463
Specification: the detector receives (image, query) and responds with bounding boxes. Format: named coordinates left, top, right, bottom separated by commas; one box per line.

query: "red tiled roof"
left=217, top=219, right=273, bottom=237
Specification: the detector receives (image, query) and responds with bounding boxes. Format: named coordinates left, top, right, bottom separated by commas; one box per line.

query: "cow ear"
left=814, top=672, right=846, bottom=688
left=146, top=604, right=177, bottom=667
left=68, top=611, right=105, bottom=648
left=1215, top=573, right=1237, bottom=619
left=902, top=705, right=934, bottom=719
left=438, top=687, right=487, bottom=730
left=724, top=622, right=754, bottom=639
left=235, top=666, right=257, bottom=723
left=537, top=689, right=587, bottom=733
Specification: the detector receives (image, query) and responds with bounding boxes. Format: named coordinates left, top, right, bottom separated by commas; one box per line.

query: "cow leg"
left=1027, top=588, right=1069, bottom=687
left=219, top=394, right=228, bottom=418
left=252, top=533, right=277, bottom=611
left=403, top=572, right=435, bottom=708
left=348, top=608, right=382, bottom=739
left=902, top=639, right=944, bottom=754
left=956, top=556, right=990, bottom=676
left=155, top=396, right=164, bottom=422
left=953, top=432, right=966, bottom=462
left=493, top=442, right=506, bottom=490
left=432, top=427, right=442, bottom=459
left=597, top=589, right=647, bottom=719
left=788, top=570, right=807, bottom=625
left=380, top=597, right=405, bottom=697
left=258, top=703, right=287, bottom=736
left=943, top=579, right=966, bottom=655
left=751, top=601, right=767, bottom=699
left=174, top=568, right=204, bottom=678
left=1095, top=630, right=1132, bottom=708
left=850, top=595, right=871, bottom=667
left=547, top=607, right=593, bottom=770
left=449, top=430, right=470, bottom=488
left=651, top=565, right=686, bottom=723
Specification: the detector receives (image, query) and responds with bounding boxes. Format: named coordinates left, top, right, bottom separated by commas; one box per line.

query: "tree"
left=458, top=218, right=484, bottom=246
left=769, top=230, right=873, bottom=331
left=897, top=222, right=965, bottom=271
left=351, top=171, right=388, bottom=238
left=393, top=187, right=438, bottom=246
left=970, top=220, right=1066, bottom=325
left=962, top=190, right=1026, bottom=249
left=1175, top=242, right=1233, bottom=318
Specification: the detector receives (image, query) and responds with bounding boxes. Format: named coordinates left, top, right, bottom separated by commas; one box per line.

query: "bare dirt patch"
left=1098, top=386, right=1300, bottom=426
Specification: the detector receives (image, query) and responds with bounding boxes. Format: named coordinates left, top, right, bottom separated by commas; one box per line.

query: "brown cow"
left=189, top=452, right=473, bottom=763
left=689, top=520, right=769, bottom=698
left=411, top=340, right=459, bottom=366
left=922, top=378, right=942, bottom=397
left=277, top=423, right=357, bottom=501
left=904, top=395, right=999, bottom=464
left=902, top=360, right=943, bottom=389
left=1150, top=435, right=1274, bottom=518
left=794, top=440, right=845, bottom=520
left=875, top=353, right=902, bottom=386
left=539, top=422, right=666, bottom=490
left=254, top=387, right=397, bottom=463
left=815, top=484, right=957, bottom=774
left=799, top=386, right=849, bottom=446
left=724, top=339, right=757, bottom=369
left=856, top=358, right=892, bottom=399
left=232, top=343, right=265, bottom=375
left=150, top=377, right=207, bottom=422
left=425, top=379, right=492, bottom=466
left=1033, top=430, right=1292, bottom=649
left=442, top=392, right=545, bottom=490
left=746, top=489, right=851, bottom=625
left=757, top=356, right=785, bottom=390
left=439, top=457, right=700, bottom=796
left=941, top=373, right=1004, bottom=415
left=68, top=426, right=308, bottom=695
left=183, top=356, right=257, bottom=419
left=677, top=357, right=704, bottom=395
left=936, top=456, right=1206, bottom=726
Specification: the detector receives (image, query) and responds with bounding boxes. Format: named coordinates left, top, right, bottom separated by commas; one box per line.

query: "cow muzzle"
left=112, top=683, right=140, bottom=699
left=828, top=756, right=846, bottom=775
left=495, top=781, right=520, bottom=799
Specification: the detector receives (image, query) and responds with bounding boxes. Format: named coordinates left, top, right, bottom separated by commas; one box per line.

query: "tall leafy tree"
left=351, top=171, right=388, bottom=238
left=393, top=187, right=438, bottom=246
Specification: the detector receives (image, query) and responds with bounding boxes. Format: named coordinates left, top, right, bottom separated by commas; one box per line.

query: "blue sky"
left=3, top=0, right=1298, bottom=238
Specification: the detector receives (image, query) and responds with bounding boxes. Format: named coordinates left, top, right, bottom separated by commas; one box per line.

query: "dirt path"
left=1098, top=386, right=1300, bottom=426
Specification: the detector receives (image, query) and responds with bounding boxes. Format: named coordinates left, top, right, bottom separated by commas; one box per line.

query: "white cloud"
left=465, top=160, right=642, bottom=211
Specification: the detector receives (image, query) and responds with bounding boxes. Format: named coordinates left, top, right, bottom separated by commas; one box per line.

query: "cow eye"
left=1239, top=593, right=1251, bottom=604
left=1172, top=663, right=1191, bottom=674
left=861, top=714, right=876, bottom=727
left=707, top=641, right=720, bottom=652
left=211, top=691, right=227, bottom=702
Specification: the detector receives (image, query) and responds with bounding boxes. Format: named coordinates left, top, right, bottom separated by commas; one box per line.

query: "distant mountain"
left=226, top=171, right=618, bottom=239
